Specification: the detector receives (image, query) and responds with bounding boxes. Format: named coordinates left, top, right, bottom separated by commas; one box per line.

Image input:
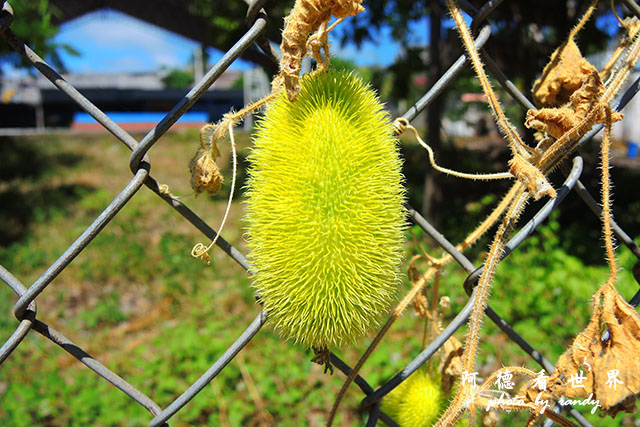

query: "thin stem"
left=426, top=271, right=441, bottom=374
left=602, top=20, right=640, bottom=103
left=446, top=0, right=530, bottom=158
left=567, top=0, right=599, bottom=43
left=435, top=186, right=529, bottom=427
left=600, top=12, right=637, bottom=80
left=405, top=121, right=513, bottom=181
left=464, top=189, right=528, bottom=372
left=526, top=411, right=539, bottom=427
left=191, top=122, right=238, bottom=260
left=431, top=271, right=440, bottom=326
left=328, top=183, right=519, bottom=425
left=601, top=108, right=618, bottom=285
left=457, top=184, right=520, bottom=252
left=612, top=0, right=628, bottom=29
left=422, top=306, right=430, bottom=351
left=474, top=397, right=578, bottom=427
left=228, top=92, right=276, bottom=122
left=236, top=353, right=274, bottom=425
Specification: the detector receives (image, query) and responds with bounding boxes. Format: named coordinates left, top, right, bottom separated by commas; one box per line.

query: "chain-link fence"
left=2, top=0, right=640, bottom=425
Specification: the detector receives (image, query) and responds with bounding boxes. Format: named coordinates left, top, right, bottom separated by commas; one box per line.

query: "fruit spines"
left=381, top=370, right=445, bottom=427
left=245, top=69, right=406, bottom=349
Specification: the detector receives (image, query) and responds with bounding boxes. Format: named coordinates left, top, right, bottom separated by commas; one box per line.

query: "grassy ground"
left=0, top=130, right=638, bottom=426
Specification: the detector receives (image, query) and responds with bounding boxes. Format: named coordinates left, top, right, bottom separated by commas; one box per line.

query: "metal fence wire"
left=2, top=0, right=640, bottom=425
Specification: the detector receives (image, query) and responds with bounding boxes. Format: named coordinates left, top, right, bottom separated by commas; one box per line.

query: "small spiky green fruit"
left=381, top=370, right=445, bottom=427
left=245, top=70, right=405, bottom=349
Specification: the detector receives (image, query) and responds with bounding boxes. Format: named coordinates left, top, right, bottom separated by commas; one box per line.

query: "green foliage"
left=230, top=74, right=244, bottom=89
left=0, top=132, right=398, bottom=426
left=187, top=0, right=290, bottom=75
left=0, top=0, right=78, bottom=72
left=161, top=68, right=194, bottom=89
left=245, top=70, right=406, bottom=349
left=436, top=211, right=640, bottom=363
left=79, top=292, right=127, bottom=328
left=339, top=1, right=612, bottom=97
left=0, top=132, right=637, bottom=426
left=330, top=56, right=358, bottom=73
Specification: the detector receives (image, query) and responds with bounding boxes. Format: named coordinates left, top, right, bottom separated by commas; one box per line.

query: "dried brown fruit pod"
left=189, top=146, right=223, bottom=195
left=540, top=283, right=640, bottom=417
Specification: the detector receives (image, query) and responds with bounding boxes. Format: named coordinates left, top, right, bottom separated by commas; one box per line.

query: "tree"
left=188, top=0, right=290, bottom=76
left=463, top=1, right=609, bottom=92
left=0, top=0, right=77, bottom=73
left=425, top=0, right=444, bottom=221
left=337, top=0, right=611, bottom=95
left=188, top=0, right=615, bottom=220
left=161, top=69, right=194, bottom=89
left=334, top=0, right=612, bottom=219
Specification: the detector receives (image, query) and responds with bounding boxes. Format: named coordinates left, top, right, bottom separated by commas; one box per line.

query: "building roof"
left=48, top=0, right=272, bottom=70
left=50, top=0, right=208, bottom=46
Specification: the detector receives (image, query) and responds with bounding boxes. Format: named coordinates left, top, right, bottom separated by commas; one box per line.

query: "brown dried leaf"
left=527, top=70, right=623, bottom=139
left=533, top=39, right=596, bottom=108
left=412, top=293, right=429, bottom=318
left=407, top=259, right=421, bottom=284
left=526, top=65, right=624, bottom=174
left=332, top=0, right=365, bottom=19
left=439, top=333, right=464, bottom=395
left=526, top=106, right=580, bottom=140
left=592, top=286, right=640, bottom=415
left=540, top=284, right=640, bottom=417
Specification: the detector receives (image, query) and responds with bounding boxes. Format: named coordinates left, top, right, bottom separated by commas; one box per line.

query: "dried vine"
left=187, top=0, right=640, bottom=424
left=329, top=1, right=640, bottom=425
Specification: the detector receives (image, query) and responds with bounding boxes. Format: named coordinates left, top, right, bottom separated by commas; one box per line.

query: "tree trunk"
left=422, top=0, right=444, bottom=223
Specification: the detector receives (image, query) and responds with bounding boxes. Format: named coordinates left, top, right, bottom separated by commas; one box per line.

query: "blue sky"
left=52, top=10, right=236, bottom=73
left=50, top=9, right=414, bottom=74
left=15, top=7, right=624, bottom=75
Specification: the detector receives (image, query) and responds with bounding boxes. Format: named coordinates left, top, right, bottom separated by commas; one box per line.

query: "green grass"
left=0, top=131, right=415, bottom=426
left=0, top=130, right=638, bottom=426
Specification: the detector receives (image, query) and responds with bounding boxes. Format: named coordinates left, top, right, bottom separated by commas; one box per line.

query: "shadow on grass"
left=0, top=136, right=94, bottom=245
left=0, top=136, right=83, bottom=182
left=0, top=184, right=95, bottom=245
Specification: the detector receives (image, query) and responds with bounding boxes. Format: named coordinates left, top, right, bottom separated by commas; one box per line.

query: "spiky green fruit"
left=245, top=70, right=405, bottom=349
left=381, top=370, right=445, bottom=427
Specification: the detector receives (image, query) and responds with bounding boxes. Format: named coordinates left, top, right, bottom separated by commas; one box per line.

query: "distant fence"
left=1, top=1, right=640, bottom=426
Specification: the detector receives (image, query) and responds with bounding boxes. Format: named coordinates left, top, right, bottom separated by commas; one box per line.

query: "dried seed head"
left=190, top=147, right=223, bottom=195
